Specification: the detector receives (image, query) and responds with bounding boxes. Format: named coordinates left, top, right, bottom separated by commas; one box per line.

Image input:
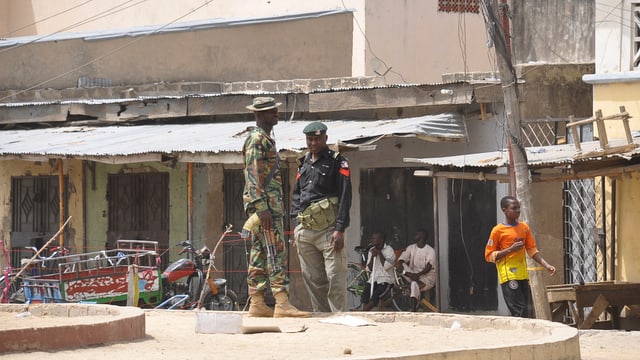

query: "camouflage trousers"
left=247, top=214, right=289, bottom=296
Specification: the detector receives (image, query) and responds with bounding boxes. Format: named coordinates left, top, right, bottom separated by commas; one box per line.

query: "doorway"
left=107, top=173, right=169, bottom=263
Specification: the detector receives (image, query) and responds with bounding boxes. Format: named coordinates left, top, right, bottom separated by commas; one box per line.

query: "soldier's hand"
left=330, top=230, right=345, bottom=253
left=257, top=210, right=273, bottom=230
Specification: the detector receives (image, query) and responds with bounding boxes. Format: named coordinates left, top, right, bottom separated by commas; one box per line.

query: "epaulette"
left=328, top=149, right=340, bottom=159
left=296, top=154, right=307, bottom=167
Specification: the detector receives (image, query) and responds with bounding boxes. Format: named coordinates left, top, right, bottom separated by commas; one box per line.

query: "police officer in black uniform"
left=291, top=121, right=352, bottom=312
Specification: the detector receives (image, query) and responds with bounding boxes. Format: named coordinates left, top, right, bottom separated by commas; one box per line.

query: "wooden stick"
left=0, top=216, right=72, bottom=302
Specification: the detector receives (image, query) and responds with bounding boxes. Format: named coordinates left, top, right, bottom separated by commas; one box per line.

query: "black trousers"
left=361, top=282, right=392, bottom=305
left=500, top=279, right=531, bottom=318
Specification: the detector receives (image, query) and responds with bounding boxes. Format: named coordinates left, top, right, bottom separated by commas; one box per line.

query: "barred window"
left=633, top=2, right=640, bottom=69
left=438, top=0, right=480, bottom=14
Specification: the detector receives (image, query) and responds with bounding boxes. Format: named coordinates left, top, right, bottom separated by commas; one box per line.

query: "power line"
left=0, top=0, right=215, bottom=102
left=0, top=0, right=149, bottom=56
left=0, top=0, right=96, bottom=38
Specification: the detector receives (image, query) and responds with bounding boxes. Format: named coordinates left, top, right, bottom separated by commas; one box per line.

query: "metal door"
left=107, top=173, right=169, bottom=263
left=10, top=176, right=67, bottom=267
left=360, top=168, right=434, bottom=251
left=447, top=178, right=497, bottom=311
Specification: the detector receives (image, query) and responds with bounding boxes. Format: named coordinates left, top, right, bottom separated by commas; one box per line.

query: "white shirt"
left=366, top=244, right=396, bottom=284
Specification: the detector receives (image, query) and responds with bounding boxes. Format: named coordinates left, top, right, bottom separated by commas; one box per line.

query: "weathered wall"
left=511, top=0, right=595, bottom=65
left=591, top=80, right=640, bottom=282
left=530, top=181, right=565, bottom=286
left=0, top=159, right=84, bottom=257
left=0, top=0, right=495, bottom=85
left=593, top=0, right=634, bottom=73
left=0, top=13, right=353, bottom=90
left=519, top=63, right=595, bottom=119
left=364, top=0, right=493, bottom=83
left=84, top=162, right=187, bottom=260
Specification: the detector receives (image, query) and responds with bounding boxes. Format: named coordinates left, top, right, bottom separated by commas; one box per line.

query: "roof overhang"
left=404, top=136, right=640, bottom=182
left=0, top=114, right=466, bottom=164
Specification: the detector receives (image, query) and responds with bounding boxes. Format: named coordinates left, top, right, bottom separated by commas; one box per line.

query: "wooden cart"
left=22, top=240, right=163, bottom=306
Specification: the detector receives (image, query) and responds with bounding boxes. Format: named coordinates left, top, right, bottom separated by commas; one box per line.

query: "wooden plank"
left=579, top=294, right=609, bottom=329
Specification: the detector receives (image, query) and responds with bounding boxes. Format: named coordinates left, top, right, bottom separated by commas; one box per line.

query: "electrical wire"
left=340, top=0, right=408, bottom=83
left=0, top=0, right=150, bottom=55
left=0, top=0, right=96, bottom=38
left=0, top=0, right=215, bottom=102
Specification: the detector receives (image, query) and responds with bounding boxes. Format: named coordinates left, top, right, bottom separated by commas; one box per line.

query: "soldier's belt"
left=297, top=196, right=339, bottom=231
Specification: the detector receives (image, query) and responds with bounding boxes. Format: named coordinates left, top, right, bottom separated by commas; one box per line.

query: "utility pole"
left=481, top=0, right=551, bottom=320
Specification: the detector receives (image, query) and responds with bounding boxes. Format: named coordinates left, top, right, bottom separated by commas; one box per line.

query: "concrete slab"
left=1, top=304, right=580, bottom=359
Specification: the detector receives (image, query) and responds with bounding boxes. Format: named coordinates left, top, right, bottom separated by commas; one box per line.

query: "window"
left=438, top=0, right=480, bottom=14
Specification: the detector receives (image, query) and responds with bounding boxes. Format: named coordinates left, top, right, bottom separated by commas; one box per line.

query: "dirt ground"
left=3, top=309, right=640, bottom=359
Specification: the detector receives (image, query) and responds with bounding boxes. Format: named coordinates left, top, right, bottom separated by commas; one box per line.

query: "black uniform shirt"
left=291, top=147, right=352, bottom=232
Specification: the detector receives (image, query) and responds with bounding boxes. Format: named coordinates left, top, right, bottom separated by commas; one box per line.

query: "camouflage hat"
left=303, top=121, right=327, bottom=135
left=246, top=96, right=281, bottom=112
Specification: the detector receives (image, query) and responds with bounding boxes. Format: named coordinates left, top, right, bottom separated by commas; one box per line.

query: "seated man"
left=396, top=228, right=437, bottom=312
left=361, top=231, right=395, bottom=311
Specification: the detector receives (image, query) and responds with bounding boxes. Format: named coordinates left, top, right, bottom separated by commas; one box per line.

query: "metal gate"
left=10, top=176, right=68, bottom=268
left=106, top=172, right=169, bottom=264
left=563, top=178, right=608, bottom=284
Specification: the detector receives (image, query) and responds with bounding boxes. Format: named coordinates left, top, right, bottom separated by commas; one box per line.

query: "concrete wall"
left=511, top=0, right=594, bottom=65
left=0, top=12, right=354, bottom=90
left=85, top=162, right=188, bottom=259
left=590, top=80, right=640, bottom=282
left=0, top=159, right=84, bottom=265
left=594, top=0, right=634, bottom=73
left=0, top=0, right=493, bottom=85
left=363, top=0, right=493, bottom=84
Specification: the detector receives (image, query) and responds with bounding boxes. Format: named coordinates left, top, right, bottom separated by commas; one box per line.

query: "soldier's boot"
left=248, top=292, right=274, bottom=318
left=273, top=291, right=311, bottom=318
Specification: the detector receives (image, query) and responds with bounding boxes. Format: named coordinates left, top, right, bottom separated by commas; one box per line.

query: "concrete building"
left=0, top=1, right=597, bottom=315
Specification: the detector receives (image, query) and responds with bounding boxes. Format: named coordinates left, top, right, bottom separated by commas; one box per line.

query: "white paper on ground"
left=318, top=315, right=376, bottom=327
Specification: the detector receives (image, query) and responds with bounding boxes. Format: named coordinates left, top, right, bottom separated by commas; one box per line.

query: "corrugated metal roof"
left=404, top=136, right=640, bottom=169
left=0, top=10, right=351, bottom=47
left=0, top=114, right=465, bottom=162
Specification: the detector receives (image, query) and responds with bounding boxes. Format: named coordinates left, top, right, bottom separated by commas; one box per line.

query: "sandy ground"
left=2, top=309, right=640, bottom=359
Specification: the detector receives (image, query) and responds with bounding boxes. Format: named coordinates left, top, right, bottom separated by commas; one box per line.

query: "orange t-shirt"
left=485, top=221, right=539, bottom=284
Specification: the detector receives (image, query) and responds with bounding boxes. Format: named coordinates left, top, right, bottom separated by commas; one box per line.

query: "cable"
left=340, top=0, right=408, bottom=83
left=0, top=0, right=149, bottom=55
left=0, top=0, right=215, bottom=102
left=0, top=0, right=96, bottom=38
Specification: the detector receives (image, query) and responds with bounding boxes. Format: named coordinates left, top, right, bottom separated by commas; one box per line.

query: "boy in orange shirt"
left=485, top=196, right=556, bottom=317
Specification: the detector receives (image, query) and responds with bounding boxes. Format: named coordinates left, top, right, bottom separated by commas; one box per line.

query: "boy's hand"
left=510, top=240, right=524, bottom=252
left=546, top=264, right=557, bottom=276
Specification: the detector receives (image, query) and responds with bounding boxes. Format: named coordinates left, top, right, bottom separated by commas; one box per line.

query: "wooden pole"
left=482, top=0, right=551, bottom=320
left=58, top=159, right=65, bottom=248
left=0, top=216, right=72, bottom=303
left=187, top=162, right=193, bottom=242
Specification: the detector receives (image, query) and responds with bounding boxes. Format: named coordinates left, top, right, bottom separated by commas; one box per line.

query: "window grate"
left=438, top=0, right=480, bottom=14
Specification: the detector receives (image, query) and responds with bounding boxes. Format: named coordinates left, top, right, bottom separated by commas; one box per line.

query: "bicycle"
left=346, top=245, right=370, bottom=310
left=346, top=245, right=413, bottom=311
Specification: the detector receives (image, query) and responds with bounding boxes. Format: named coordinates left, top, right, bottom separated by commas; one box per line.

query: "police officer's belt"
left=297, top=197, right=339, bottom=231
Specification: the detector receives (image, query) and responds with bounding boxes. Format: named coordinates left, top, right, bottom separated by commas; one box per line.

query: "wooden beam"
left=413, top=163, right=640, bottom=183
left=308, top=84, right=473, bottom=113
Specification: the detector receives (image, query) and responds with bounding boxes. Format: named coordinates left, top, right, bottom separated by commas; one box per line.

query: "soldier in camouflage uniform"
left=242, top=97, right=310, bottom=318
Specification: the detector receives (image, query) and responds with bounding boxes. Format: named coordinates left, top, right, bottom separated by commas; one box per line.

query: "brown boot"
left=273, top=291, right=311, bottom=318
left=248, top=292, right=274, bottom=317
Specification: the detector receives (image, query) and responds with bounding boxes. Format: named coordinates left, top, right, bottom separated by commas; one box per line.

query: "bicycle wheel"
left=0, top=275, right=24, bottom=303
left=346, top=263, right=367, bottom=311
left=391, top=274, right=413, bottom=312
